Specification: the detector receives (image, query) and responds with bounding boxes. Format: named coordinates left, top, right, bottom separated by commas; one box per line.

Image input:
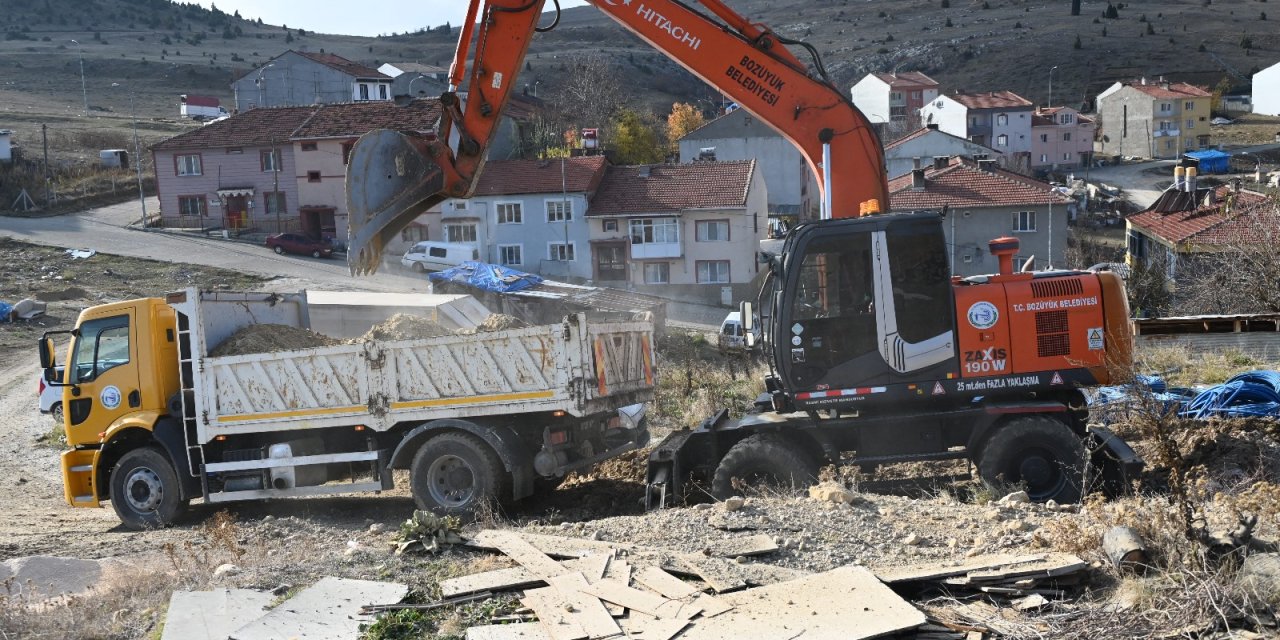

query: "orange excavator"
left=346, top=0, right=1142, bottom=505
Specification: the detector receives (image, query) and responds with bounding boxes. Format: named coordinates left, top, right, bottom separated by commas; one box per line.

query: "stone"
left=1006, top=520, right=1030, bottom=533
left=999, top=491, right=1030, bottom=505
left=808, top=484, right=855, bottom=504
left=903, top=533, right=923, bottom=546
left=984, top=509, right=1004, bottom=522
left=213, top=564, right=239, bottom=578
left=1045, top=499, right=1059, bottom=512
left=369, top=523, right=385, bottom=534
left=724, top=496, right=746, bottom=512
left=694, top=503, right=714, bottom=511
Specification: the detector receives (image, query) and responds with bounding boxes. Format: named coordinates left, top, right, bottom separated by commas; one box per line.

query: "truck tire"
left=51, top=402, right=63, bottom=426
left=109, top=447, right=188, bottom=530
left=977, top=416, right=1085, bottom=503
left=410, top=432, right=509, bottom=518
left=711, top=434, right=818, bottom=499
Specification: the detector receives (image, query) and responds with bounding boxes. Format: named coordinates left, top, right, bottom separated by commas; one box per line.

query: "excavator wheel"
left=711, top=434, right=818, bottom=499
left=977, top=416, right=1085, bottom=503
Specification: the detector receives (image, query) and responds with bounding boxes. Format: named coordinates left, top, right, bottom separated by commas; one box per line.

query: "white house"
left=920, top=91, right=1035, bottom=173
left=0, top=129, right=12, bottom=164
left=1253, top=61, right=1280, bottom=116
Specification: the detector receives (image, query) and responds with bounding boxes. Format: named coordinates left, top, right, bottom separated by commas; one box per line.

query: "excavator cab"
left=765, top=214, right=958, bottom=410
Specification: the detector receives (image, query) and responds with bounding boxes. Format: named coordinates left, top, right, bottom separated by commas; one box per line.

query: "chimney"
left=913, top=157, right=923, bottom=170
left=638, top=166, right=651, bottom=178
left=911, top=167, right=927, bottom=190
left=1173, top=165, right=1185, bottom=191
left=1185, top=166, right=1197, bottom=193
left=1140, top=77, right=1147, bottom=85
left=927, top=123, right=939, bottom=130
left=933, top=156, right=948, bottom=170
left=1161, top=80, right=1171, bottom=91
left=1204, top=189, right=1216, bottom=207
left=977, top=159, right=997, bottom=172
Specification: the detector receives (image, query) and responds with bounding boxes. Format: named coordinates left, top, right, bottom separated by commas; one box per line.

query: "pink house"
left=1030, top=106, right=1095, bottom=171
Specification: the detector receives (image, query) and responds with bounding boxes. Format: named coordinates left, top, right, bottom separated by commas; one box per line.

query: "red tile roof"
left=588, top=161, right=755, bottom=215
left=295, top=51, right=388, bottom=79
left=1125, top=81, right=1211, bottom=99
left=888, top=157, right=1070, bottom=210
left=883, top=126, right=995, bottom=152
left=292, top=99, right=441, bottom=139
left=1128, top=186, right=1277, bottom=246
left=152, top=105, right=317, bottom=150
left=472, top=156, right=608, bottom=196
left=950, top=91, right=1034, bottom=110
left=871, top=71, right=939, bottom=88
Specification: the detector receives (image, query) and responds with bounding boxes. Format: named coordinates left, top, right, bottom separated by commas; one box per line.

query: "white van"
left=717, top=312, right=746, bottom=350
left=400, top=242, right=479, bottom=273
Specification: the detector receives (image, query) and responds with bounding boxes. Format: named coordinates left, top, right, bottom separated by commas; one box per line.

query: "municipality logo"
left=967, top=301, right=999, bottom=330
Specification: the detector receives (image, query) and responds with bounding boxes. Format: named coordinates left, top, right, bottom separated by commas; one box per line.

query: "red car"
left=266, top=233, right=333, bottom=258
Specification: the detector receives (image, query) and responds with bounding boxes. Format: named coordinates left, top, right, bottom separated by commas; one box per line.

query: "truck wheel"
left=711, top=434, right=817, bottom=499
left=110, top=447, right=188, bottom=530
left=977, top=416, right=1085, bottom=503
left=410, top=432, right=508, bottom=518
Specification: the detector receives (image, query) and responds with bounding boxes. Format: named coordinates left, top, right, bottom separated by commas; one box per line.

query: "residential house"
left=882, top=124, right=996, bottom=179
left=435, top=156, right=609, bottom=280
left=151, top=106, right=316, bottom=233
left=231, top=51, right=392, bottom=113
left=919, top=91, right=1035, bottom=174
left=289, top=99, right=442, bottom=242
left=1095, top=79, right=1212, bottom=159
left=587, top=161, right=767, bottom=304
left=1126, top=181, right=1277, bottom=288
left=1254, top=61, right=1280, bottom=116
left=378, top=62, right=450, bottom=100
left=677, top=108, right=816, bottom=221
left=1031, top=106, right=1095, bottom=171
left=888, top=157, right=1071, bottom=277
left=849, top=71, right=941, bottom=132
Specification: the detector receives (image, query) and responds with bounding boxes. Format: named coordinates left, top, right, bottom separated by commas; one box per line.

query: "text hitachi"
left=636, top=4, right=702, bottom=49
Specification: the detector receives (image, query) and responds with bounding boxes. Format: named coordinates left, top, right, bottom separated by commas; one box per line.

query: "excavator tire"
left=410, top=432, right=509, bottom=520
left=977, top=415, right=1085, bottom=504
left=711, top=433, right=818, bottom=499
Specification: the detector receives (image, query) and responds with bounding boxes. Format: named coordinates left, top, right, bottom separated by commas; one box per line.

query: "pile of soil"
left=209, top=325, right=339, bottom=357
left=477, top=313, right=527, bottom=333
left=357, top=313, right=453, bottom=342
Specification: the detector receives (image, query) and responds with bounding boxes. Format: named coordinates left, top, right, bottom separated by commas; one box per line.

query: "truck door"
left=65, top=311, right=140, bottom=443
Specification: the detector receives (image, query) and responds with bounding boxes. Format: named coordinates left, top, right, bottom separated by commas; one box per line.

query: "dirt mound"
left=357, top=313, right=454, bottom=342
left=209, top=325, right=339, bottom=357
left=562, top=447, right=649, bottom=486
left=477, top=313, right=527, bottom=332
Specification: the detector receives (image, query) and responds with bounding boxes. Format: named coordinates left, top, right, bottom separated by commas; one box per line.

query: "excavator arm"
left=345, top=0, right=888, bottom=275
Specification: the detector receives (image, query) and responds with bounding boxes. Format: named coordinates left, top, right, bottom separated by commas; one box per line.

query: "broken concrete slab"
left=468, top=530, right=632, bottom=559
left=546, top=573, right=621, bottom=639
left=691, top=566, right=926, bottom=640
left=466, top=624, right=552, bottom=640
left=699, top=534, right=779, bottom=558
left=161, top=589, right=274, bottom=640
left=674, top=554, right=748, bottom=593
left=229, top=577, right=407, bottom=640
left=485, top=531, right=572, bottom=580
left=0, top=555, right=104, bottom=599
left=521, top=587, right=588, bottom=640
left=439, top=556, right=609, bottom=598
left=873, top=554, right=1046, bottom=584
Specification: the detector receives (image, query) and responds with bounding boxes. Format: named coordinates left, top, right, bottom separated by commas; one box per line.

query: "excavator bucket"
left=345, top=129, right=448, bottom=276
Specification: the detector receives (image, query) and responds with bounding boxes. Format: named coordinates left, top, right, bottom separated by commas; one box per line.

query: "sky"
left=191, top=0, right=586, bottom=38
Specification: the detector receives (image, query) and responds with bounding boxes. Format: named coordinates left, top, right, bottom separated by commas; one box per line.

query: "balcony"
left=630, top=242, right=681, bottom=259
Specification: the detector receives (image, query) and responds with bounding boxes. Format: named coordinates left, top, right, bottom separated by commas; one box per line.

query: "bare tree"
left=547, top=54, right=631, bottom=132
left=1173, top=193, right=1280, bottom=315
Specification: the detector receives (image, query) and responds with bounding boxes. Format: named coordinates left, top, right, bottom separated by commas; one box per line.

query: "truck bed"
left=168, top=289, right=655, bottom=443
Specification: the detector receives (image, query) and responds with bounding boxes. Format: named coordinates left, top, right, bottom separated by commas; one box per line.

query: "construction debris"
left=874, top=552, right=1090, bottom=602
left=1102, top=525, right=1150, bottom=573
left=160, top=589, right=274, bottom=640
left=229, top=577, right=407, bottom=640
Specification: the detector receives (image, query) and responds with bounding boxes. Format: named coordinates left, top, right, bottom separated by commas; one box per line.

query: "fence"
left=158, top=214, right=303, bottom=235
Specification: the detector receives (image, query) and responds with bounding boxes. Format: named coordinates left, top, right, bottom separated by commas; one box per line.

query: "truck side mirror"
left=39, top=337, right=56, bottom=369
left=740, top=302, right=756, bottom=348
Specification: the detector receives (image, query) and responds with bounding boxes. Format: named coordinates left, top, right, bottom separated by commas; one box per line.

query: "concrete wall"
left=439, top=193, right=594, bottom=281
left=920, top=96, right=969, bottom=141
left=885, top=132, right=995, bottom=178
left=929, top=203, right=1069, bottom=277
left=989, top=108, right=1034, bottom=155
left=292, top=137, right=352, bottom=235
left=1031, top=109, right=1096, bottom=170
left=154, top=143, right=299, bottom=229
left=231, top=52, right=391, bottom=112
left=1098, top=86, right=1210, bottom=159
left=1255, top=63, right=1280, bottom=116
left=678, top=109, right=814, bottom=215
left=850, top=75, right=891, bottom=124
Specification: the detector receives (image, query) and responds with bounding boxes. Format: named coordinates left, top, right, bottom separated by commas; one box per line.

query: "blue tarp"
left=428, top=261, right=544, bottom=293
left=1090, top=370, right=1280, bottom=421
left=1183, top=149, right=1231, bottom=174
left=0, top=302, right=10, bottom=323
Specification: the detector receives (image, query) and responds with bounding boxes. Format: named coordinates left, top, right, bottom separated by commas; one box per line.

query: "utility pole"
left=70, top=40, right=87, bottom=113
left=42, top=124, right=50, bottom=206
left=130, top=93, right=147, bottom=227
left=272, top=137, right=280, bottom=232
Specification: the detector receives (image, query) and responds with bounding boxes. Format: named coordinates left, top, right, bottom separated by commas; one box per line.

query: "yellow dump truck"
left=40, top=288, right=654, bottom=529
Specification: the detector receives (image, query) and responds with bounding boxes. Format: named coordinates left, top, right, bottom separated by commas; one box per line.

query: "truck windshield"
left=71, top=316, right=130, bottom=383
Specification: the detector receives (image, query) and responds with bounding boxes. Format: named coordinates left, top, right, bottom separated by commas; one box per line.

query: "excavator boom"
left=345, top=0, right=888, bottom=275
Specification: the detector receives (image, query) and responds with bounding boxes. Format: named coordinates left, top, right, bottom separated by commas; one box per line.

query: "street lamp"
left=112, top=83, right=147, bottom=227
left=256, top=62, right=275, bottom=108
left=1048, top=65, right=1059, bottom=109
left=70, top=39, right=87, bottom=113
left=408, top=74, right=429, bottom=98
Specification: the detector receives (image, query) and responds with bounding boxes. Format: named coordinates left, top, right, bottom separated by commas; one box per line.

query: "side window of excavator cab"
left=884, top=222, right=952, bottom=342
left=71, top=316, right=131, bottom=383
left=791, top=233, right=874, bottom=322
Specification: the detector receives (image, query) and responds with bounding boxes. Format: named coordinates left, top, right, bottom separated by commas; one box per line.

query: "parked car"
left=39, top=366, right=65, bottom=425
left=400, top=241, right=478, bottom=273
left=717, top=312, right=752, bottom=351
left=266, top=233, right=334, bottom=258
left=1211, top=117, right=1234, bottom=125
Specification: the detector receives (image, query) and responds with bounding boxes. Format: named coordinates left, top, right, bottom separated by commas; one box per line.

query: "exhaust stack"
left=989, top=236, right=1020, bottom=276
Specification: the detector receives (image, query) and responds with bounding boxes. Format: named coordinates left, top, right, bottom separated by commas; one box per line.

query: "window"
left=696, top=219, right=729, bottom=242
left=602, top=219, right=618, bottom=232
left=428, top=247, right=448, bottom=258
left=629, top=218, right=679, bottom=244
left=498, top=244, right=523, bottom=266
left=359, top=84, right=370, bottom=100
left=1159, top=121, right=1173, bottom=131
left=696, top=260, right=730, bottom=284
left=996, top=113, right=1008, bottom=126
left=548, top=242, right=575, bottom=261
left=1059, top=113, right=1074, bottom=124
left=307, top=171, right=321, bottom=183
left=1013, top=210, right=1036, bottom=232
left=262, top=192, right=287, bottom=216
left=261, top=149, right=281, bottom=172
left=177, top=195, right=206, bottom=216
left=1062, top=132, right=1071, bottom=141
left=1186, top=119, right=1195, bottom=129
left=445, top=223, right=477, bottom=243
left=225, top=147, right=243, bottom=154
left=1040, top=134, right=1048, bottom=143
left=175, top=154, right=202, bottom=176
left=546, top=199, right=573, bottom=223
left=911, top=91, right=921, bottom=100
left=341, top=142, right=354, bottom=165
left=1184, top=101, right=1194, bottom=110
left=1160, top=103, right=1172, bottom=113
left=400, top=225, right=428, bottom=242
left=996, top=134, right=1008, bottom=147
left=1063, top=152, right=1071, bottom=160
left=1040, top=154, right=1048, bottom=163
left=378, top=84, right=388, bottom=100
left=496, top=202, right=523, bottom=224
left=71, top=316, right=130, bottom=384
left=643, top=262, right=670, bottom=284
left=300, top=142, right=318, bottom=151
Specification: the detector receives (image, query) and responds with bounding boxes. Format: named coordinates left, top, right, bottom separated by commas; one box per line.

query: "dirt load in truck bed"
left=356, top=313, right=454, bottom=342
left=209, top=325, right=340, bottom=357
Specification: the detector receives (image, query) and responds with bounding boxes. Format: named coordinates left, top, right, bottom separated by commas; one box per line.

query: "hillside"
left=0, top=0, right=1273, bottom=130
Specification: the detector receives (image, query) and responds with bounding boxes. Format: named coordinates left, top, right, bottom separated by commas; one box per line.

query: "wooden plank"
left=441, top=557, right=604, bottom=598
left=691, top=595, right=732, bottom=618
left=466, top=624, right=552, bottom=640
left=488, top=532, right=571, bottom=580
left=674, top=555, right=747, bottom=593
left=579, top=580, right=700, bottom=620
left=964, top=554, right=1087, bottom=582
left=547, top=573, right=621, bottom=639
left=469, top=530, right=632, bottom=559
left=873, top=554, right=1045, bottom=584
left=521, top=587, right=587, bottom=640
left=581, top=553, right=611, bottom=583
left=703, top=534, right=779, bottom=558
left=602, top=559, right=631, bottom=585
left=619, top=616, right=689, bottom=640
left=634, top=567, right=699, bottom=600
